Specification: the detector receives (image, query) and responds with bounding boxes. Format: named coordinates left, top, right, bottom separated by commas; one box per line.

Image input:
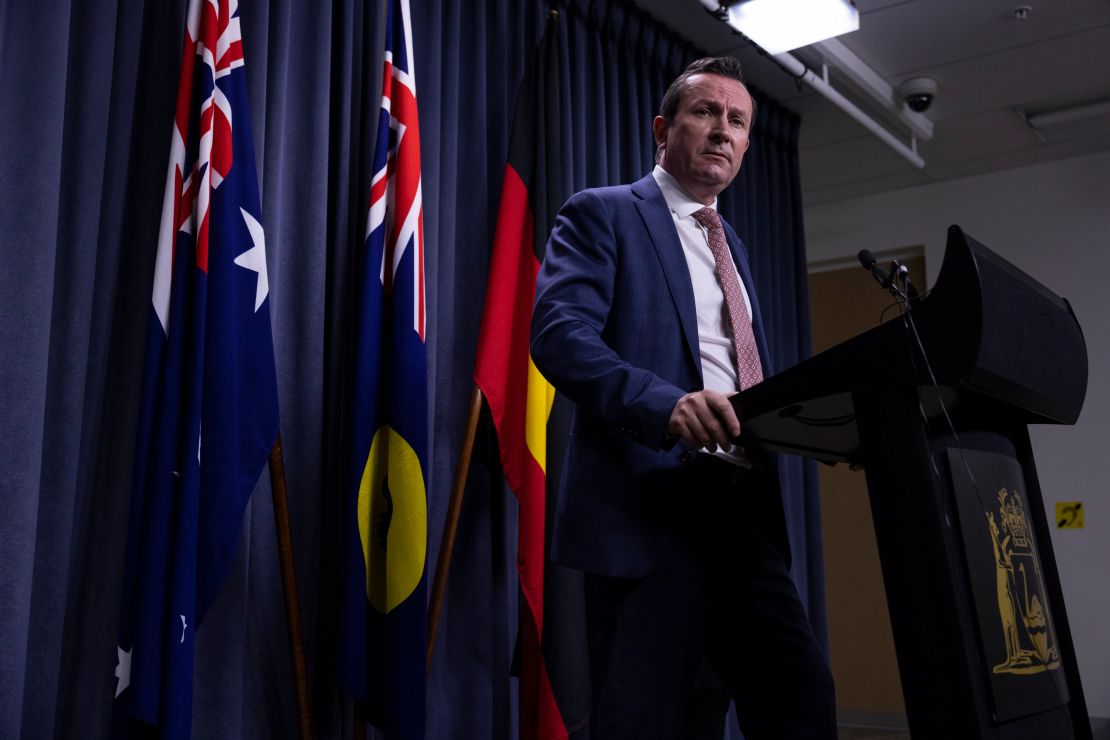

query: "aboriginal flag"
left=473, top=13, right=589, bottom=740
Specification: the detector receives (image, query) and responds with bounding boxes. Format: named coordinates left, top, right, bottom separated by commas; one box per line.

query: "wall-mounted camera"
left=900, top=77, right=938, bottom=113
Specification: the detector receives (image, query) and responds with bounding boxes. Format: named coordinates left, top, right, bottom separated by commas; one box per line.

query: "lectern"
left=734, top=226, right=1091, bottom=739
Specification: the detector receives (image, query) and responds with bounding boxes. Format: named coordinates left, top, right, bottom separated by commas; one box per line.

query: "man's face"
left=653, top=73, right=753, bottom=204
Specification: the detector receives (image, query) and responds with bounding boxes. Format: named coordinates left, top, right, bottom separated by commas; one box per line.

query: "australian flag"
left=114, top=0, right=279, bottom=737
left=338, top=0, right=428, bottom=737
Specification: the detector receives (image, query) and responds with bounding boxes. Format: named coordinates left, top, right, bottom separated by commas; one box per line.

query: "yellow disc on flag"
left=358, top=425, right=427, bottom=613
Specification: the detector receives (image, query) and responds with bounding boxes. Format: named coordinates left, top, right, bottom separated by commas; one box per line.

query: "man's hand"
left=667, top=390, right=741, bottom=451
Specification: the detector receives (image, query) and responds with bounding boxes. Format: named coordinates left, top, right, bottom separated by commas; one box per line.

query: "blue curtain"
left=0, top=0, right=820, bottom=738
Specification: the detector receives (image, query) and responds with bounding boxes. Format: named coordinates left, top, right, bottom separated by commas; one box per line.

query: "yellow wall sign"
left=1055, top=502, right=1084, bottom=529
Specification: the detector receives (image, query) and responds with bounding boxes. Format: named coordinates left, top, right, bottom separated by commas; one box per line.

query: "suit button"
left=679, top=450, right=695, bottom=464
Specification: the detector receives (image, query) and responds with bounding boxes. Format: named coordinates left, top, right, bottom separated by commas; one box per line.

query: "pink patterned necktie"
left=692, top=207, right=764, bottom=390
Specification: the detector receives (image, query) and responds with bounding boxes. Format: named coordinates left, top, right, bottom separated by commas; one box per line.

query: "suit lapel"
left=631, top=175, right=702, bottom=377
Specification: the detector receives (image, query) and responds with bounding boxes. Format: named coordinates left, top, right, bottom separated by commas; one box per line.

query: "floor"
left=839, top=717, right=1110, bottom=739
left=838, top=726, right=911, bottom=740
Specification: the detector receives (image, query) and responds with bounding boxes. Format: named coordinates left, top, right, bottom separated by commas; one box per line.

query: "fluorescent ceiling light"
left=1026, top=100, right=1110, bottom=129
left=727, top=0, right=860, bottom=55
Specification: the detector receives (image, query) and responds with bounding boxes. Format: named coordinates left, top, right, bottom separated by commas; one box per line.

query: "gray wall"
left=804, top=149, right=1110, bottom=719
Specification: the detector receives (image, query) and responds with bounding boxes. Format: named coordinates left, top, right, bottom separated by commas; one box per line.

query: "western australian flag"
left=338, top=0, right=428, bottom=737
left=114, top=0, right=279, bottom=737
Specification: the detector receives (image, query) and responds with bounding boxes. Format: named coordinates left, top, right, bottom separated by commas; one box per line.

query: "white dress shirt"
left=652, top=165, right=755, bottom=463
left=652, top=165, right=753, bottom=394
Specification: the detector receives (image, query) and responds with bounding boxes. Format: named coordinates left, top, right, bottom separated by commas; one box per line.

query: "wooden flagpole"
left=353, top=701, right=367, bottom=740
left=426, top=384, right=485, bottom=671
left=268, top=434, right=315, bottom=740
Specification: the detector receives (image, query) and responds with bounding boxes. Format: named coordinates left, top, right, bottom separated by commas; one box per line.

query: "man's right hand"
left=666, top=389, right=741, bottom=451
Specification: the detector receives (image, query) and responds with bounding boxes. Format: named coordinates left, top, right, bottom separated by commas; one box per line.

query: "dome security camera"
left=900, top=77, right=938, bottom=113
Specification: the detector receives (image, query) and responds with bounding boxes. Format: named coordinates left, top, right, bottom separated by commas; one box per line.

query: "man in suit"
left=531, top=57, right=837, bottom=738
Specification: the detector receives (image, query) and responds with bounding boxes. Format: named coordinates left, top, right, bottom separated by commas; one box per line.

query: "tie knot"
left=692, top=206, right=721, bottom=231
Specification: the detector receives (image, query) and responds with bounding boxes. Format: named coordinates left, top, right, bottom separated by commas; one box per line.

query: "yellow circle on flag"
left=358, top=425, right=427, bottom=614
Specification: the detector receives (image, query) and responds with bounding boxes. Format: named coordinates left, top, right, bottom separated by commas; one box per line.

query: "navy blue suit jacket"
left=531, top=173, right=776, bottom=578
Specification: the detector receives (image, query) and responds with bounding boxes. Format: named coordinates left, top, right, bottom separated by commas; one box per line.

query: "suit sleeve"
left=530, top=189, right=685, bottom=451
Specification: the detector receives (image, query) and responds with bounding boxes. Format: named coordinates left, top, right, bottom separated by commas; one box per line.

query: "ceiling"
left=631, top=0, right=1110, bottom=205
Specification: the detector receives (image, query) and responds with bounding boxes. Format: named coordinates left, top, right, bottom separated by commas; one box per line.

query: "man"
left=531, top=58, right=836, bottom=738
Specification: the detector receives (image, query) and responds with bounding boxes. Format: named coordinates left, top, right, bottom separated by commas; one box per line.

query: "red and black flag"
left=473, top=12, right=589, bottom=740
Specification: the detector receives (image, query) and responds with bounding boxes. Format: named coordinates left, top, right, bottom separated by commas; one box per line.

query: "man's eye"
left=731, top=117, right=745, bottom=127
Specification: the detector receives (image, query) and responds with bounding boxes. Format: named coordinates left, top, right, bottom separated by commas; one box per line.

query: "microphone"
left=891, top=259, right=921, bottom=307
left=858, top=249, right=917, bottom=309
left=890, top=259, right=908, bottom=283
left=858, top=249, right=893, bottom=290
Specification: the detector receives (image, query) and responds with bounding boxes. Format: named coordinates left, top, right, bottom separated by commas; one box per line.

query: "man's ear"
left=652, top=115, right=668, bottom=150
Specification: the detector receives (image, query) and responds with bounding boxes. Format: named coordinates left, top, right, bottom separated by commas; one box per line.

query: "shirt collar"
left=652, top=164, right=718, bottom=219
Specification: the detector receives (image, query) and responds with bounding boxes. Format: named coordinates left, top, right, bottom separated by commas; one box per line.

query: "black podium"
left=734, top=226, right=1092, bottom=739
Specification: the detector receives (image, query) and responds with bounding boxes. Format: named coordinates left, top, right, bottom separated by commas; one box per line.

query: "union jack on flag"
left=339, top=0, right=428, bottom=736
left=114, top=0, right=279, bottom=737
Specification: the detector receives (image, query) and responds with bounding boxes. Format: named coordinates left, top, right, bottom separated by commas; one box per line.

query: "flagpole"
left=426, top=384, right=484, bottom=670
left=353, top=700, right=367, bottom=740
left=268, top=434, right=314, bottom=740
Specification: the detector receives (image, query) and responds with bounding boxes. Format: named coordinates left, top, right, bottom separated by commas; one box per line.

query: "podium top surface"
left=735, top=226, right=1088, bottom=462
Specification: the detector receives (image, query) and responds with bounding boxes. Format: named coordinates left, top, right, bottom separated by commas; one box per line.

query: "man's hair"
left=659, top=56, right=757, bottom=125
